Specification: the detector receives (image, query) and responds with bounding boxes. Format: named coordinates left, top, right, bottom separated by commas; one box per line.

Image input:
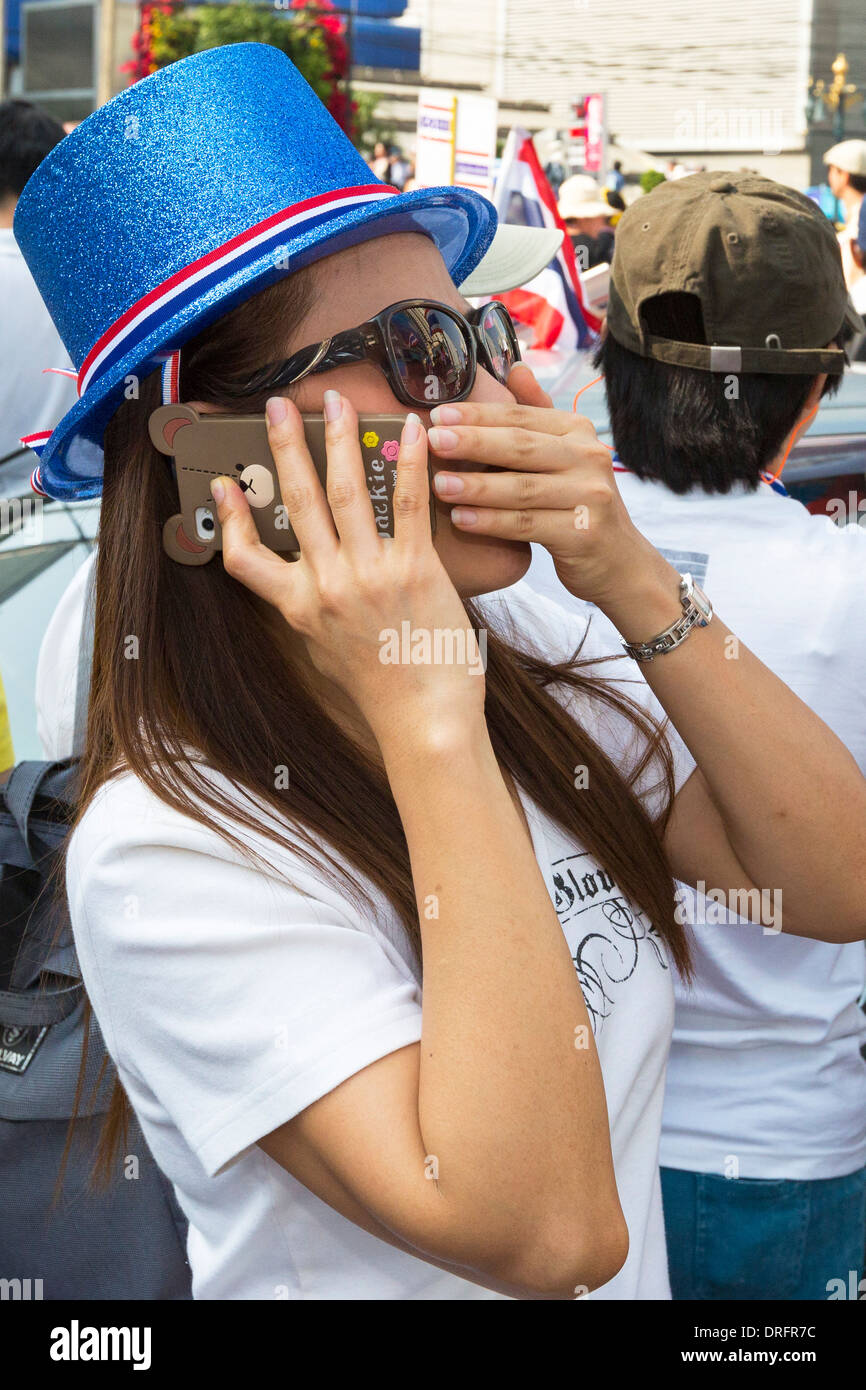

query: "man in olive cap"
left=526, top=169, right=866, bottom=1301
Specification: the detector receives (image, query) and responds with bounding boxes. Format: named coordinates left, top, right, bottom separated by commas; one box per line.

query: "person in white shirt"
left=47, top=550, right=699, bottom=1300
left=824, top=139, right=866, bottom=300
left=0, top=101, right=77, bottom=472
left=48, top=238, right=866, bottom=1304
left=527, top=168, right=866, bottom=1300
left=852, top=199, right=866, bottom=328
left=26, top=58, right=866, bottom=1302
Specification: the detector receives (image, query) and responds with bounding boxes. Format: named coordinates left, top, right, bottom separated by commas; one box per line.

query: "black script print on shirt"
left=550, top=850, right=667, bottom=1033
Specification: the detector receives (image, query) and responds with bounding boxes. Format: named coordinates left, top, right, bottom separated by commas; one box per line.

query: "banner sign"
left=416, top=90, right=458, bottom=188
left=453, top=94, right=498, bottom=197
left=583, top=93, right=605, bottom=175
left=416, top=90, right=497, bottom=197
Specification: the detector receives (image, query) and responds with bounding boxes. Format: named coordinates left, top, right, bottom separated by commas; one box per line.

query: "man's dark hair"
left=594, top=292, right=851, bottom=494
left=0, top=99, right=65, bottom=202
left=848, top=172, right=866, bottom=195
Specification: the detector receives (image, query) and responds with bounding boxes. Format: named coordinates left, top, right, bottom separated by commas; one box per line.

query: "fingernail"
left=433, top=472, right=464, bottom=497
left=429, top=405, right=462, bottom=425
left=266, top=396, right=288, bottom=425
left=451, top=507, right=478, bottom=526
left=402, top=412, right=421, bottom=445
left=428, top=427, right=459, bottom=453
left=323, top=390, right=342, bottom=422
left=210, top=477, right=226, bottom=503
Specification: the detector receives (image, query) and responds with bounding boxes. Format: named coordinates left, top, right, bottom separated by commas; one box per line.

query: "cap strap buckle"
left=708, top=345, right=742, bottom=372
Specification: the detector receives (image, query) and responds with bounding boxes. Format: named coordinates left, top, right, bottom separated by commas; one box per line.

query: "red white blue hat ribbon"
left=76, top=185, right=396, bottom=399
left=20, top=184, right=398, bottom=494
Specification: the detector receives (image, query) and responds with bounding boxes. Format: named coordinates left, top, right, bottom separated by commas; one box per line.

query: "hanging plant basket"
left=121, top=1, right=354, bottom=136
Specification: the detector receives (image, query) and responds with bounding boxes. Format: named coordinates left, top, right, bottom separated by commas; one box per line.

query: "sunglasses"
left=229, top=298, right=522, bottom=408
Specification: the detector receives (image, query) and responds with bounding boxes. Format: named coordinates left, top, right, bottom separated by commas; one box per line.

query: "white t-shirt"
left=851, top=273, right=866, bottom=316
left=526, top=474, right=866, bottom=1181
left=36, top=547, right=95, bottom=761
left=59, top=579, right=695, bottom=1300
left=0, top=227, right=78, bottom=464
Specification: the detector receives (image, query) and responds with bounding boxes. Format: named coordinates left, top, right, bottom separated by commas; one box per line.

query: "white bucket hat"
left=557, top=174, right=610, bottom=220
left=823, top=140, right=866, bottom=177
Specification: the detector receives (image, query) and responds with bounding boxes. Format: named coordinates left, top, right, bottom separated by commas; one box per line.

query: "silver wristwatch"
left=622, top=573, right=713, bottom=662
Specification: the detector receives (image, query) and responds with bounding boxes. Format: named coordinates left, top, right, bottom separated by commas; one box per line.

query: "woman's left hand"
left=427, top=362, right=670, bottom=615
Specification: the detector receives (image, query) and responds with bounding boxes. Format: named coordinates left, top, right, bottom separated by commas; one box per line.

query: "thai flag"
left=492, top=128, right=600, bottom=351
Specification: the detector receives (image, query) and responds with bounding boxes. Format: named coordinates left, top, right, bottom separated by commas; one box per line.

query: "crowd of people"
left=367, top=138, right=415, bottom=191
left=1, top=43, right=866, bottom=1306
left=368, top=127, right=866, bottom=319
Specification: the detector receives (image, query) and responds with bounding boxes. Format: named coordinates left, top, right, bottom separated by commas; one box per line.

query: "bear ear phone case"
left=149, top=404, right=436, bottom=565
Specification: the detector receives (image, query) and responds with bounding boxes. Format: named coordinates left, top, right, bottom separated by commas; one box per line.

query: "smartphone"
left=149, top=403, right=434, bottom=565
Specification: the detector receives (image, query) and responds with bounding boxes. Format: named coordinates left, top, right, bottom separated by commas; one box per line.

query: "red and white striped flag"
left=492, top=128, right=601, bottom=350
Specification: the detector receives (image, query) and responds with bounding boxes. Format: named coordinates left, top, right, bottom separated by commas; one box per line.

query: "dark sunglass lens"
left=480, top=304, right=520, bottom=382
left=387, top=307, right=473, bottom=404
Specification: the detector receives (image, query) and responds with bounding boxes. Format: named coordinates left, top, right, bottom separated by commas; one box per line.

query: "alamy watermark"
left=1, top=1277, right=43, bottom=1300
left=673, top=102, right=786, bottom=157
left=675, top=880, right=782, bottom=934
left=826, top=491, right=866, bottom=527
left=379, top=622, right=487, bottom=676
left=1, top=497, right=43, bottom=542
left=49, top=1321, right=151, bottom=1370
left=826, top=1270, right=866, bottom=1300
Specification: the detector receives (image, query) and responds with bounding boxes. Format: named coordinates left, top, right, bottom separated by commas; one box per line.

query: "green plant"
left=124, top=2, right=353, bottom=132
left=640, top=168, right=667, bottom=194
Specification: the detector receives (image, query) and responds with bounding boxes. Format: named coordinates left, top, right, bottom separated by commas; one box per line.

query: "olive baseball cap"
left=607, top=170, right=864, bottom=374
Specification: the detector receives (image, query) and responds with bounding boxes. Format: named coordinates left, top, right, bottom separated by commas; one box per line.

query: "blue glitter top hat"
left=14, top=42, right=497, bottom=500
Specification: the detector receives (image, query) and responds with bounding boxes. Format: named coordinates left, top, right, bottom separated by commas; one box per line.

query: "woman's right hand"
left=209, top=391, right=487, bottom=750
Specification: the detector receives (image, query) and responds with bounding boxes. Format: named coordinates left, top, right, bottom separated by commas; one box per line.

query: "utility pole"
left=806, top=53, right=863, bottom=143
left=345, top=1, right=354, bottom=128
left=96, top=0, right=117, bottom=108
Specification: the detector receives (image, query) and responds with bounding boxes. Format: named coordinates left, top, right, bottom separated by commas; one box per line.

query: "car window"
left=0, top=460, right=97, bottom=760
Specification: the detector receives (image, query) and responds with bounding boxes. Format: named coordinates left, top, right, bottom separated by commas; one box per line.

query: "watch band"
left=622, top=573, right=713, bottom=662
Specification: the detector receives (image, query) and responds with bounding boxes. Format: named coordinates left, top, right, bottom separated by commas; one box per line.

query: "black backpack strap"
left=0, top=556, right=96, bottom=1033
left=4, top=761, right=56, bottom=858
left=0, top=978, right=83, bottom=1026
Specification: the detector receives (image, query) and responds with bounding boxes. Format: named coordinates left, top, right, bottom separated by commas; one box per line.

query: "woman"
left=19, top=46, right=866, bottom=1300
left=369, top=140, right=392, bottom=184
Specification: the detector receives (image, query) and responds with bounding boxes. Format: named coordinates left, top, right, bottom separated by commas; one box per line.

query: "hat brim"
left=33, top=184, right=497, bottom=500
left=457, top=223, right=564, bottom=296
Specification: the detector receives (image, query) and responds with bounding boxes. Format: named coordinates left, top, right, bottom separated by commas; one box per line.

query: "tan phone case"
left=150, top=403, right=434, bottom=565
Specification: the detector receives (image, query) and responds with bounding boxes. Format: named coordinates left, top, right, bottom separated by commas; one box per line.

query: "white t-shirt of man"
left=58, top=578, right=695, bottom=1300
left=0, top=227, right=78, bottom=463
left=526, top=473, right=866, bottom=1181
left=36, top=546, right=95, bottom=760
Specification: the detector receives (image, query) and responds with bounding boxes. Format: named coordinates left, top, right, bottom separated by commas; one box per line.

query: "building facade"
left=3, top=0, right=863, bottom=185
left=404, top=0, right=866, bottom=185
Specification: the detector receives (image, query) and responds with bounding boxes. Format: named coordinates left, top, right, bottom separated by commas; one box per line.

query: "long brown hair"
left=69, top=268, right=690, bottom=1183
